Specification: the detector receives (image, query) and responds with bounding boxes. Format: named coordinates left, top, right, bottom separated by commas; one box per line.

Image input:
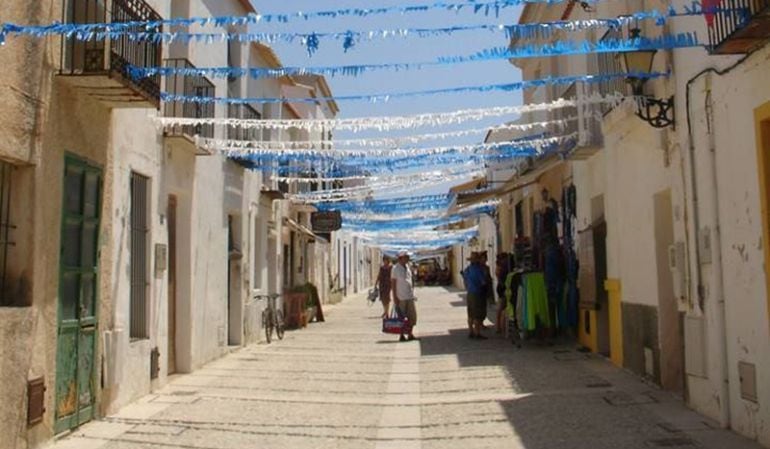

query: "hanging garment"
left=523, top=272, right=550, bottom=331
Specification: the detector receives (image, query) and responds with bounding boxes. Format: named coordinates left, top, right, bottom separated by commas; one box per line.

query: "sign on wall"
left=311, top=211, right=342, bottom=233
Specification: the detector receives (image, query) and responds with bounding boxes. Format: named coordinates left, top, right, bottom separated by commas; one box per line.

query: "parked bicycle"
left=254, top=293, right=285, bottom=343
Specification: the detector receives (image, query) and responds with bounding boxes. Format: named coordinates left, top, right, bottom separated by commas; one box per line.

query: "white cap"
left=397, top=250, right=410, bottom=258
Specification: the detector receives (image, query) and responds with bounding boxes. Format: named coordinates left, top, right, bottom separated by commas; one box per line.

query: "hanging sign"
left=312, top=210, right=342, bottom=232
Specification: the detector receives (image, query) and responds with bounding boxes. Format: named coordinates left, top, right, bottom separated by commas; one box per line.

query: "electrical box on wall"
left=155, top=243, right=168, bottom=278
left=668, top=242, right=687, bottom=307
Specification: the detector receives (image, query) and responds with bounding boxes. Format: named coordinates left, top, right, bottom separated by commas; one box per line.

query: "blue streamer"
left=0, top=0, right=563, bottom=38
left=161, top=71, right=667, bottom=105
left=9, top=11, right=666, bottom=55
left=129, top=32, right=698, bottom=80
left=317, top=194, right=454, bottom=214
left=342, top=204, right=496, bottom=231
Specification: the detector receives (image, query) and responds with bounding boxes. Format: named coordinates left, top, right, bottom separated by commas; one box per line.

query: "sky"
left=247, top=0, right=525, bottom=194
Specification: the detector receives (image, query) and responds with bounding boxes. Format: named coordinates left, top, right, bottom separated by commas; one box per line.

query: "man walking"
left=463, top=252, right=489, bottom=339
left=375, top=255, right=393, bottom=317
left=391, top=250, right=417, bottom=342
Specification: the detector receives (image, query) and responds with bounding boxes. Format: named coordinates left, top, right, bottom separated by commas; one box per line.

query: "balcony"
left=554, top=82, right=604, bottom=160
left=163, top=59, right=215, bottom=154
left=59, top=0, right=162, bottom=108
left=227, top=104, right=263, bottom=142
left=709, top=0, right=770, bottom=54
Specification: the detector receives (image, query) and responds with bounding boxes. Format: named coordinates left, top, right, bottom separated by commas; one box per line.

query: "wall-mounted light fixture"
left=617, top=28, right=675, bottom=129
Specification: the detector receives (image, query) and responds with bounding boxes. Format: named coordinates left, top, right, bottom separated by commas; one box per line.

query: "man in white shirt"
left=391, top=250, right=417, bottom=341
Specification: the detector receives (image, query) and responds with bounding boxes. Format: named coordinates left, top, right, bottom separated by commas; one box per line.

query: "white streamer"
left=217, top=134, right=576, bottom=158
left=291, top=167, right=485, bottom=203
left=155, top=93, right=627, bottom=132
left=199, top=117, right=575, bottom=149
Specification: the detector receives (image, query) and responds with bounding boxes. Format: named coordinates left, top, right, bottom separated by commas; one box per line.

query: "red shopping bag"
left=382, top=308, right=412, bottom=334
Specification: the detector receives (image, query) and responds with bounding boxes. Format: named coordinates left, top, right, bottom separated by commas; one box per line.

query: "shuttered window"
left=130, top=172, right=149, bottom=339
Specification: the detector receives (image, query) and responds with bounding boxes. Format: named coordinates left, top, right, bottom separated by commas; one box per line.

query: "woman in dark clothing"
left=375, top=256, right=393, bottom=317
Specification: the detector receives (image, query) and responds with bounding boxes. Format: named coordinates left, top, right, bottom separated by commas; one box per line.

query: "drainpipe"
left=704, top=76, right=730, bottom=428
left=684, top=54, right=750, bottom=428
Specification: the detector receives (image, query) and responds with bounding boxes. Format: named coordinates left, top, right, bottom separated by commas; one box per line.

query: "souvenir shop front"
left=493, top=160, right=584, bottom=344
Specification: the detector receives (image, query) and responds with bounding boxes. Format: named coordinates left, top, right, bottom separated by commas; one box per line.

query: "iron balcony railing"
left=227, top=104, right=262, bottom=141
left=594, top=28, right=629, bottom=116
left=709, top=0, right=770, bottom=53
left=60, top=0, right=162, bottom=105
left=163, top=59, right=216, bottom=139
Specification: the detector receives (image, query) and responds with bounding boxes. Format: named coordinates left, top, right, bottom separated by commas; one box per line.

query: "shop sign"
left=311, top=211, right=342, bottom=233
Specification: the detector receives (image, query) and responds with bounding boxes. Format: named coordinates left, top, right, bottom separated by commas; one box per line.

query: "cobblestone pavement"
left=50, top=287, right=764, bottom=449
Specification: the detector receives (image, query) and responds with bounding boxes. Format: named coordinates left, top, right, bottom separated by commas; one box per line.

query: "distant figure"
left=391, top=250, right=417, bottom=342
left=375, top=255, right=393, bottom=317
left=463, top=252, right=489, bottom=340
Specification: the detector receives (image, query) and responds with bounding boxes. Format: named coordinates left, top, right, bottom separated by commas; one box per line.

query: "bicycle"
left=255, top=293, right=285, bottom=344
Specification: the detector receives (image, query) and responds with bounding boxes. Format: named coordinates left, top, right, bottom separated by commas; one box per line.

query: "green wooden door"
left=55, top=155, right=102, bottom=434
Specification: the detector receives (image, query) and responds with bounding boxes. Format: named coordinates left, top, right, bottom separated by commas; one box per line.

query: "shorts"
left=397, top=300, right=417, bottom=327
left=467, top=293, right=487, bottom=321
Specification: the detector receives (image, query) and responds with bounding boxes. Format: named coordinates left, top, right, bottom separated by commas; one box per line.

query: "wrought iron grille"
left=130, top=172, right=149, bottom=339
left=60, top=0, right=162, bottom=103
left=594, top=28, right=629, bottom=116
left=708, top=0, right=770, bottom=52
left=0, top=161, right=14, bottom=307
left=553, top=83, right=579, bottom=141
left=164, top=59, right=216, bottom=139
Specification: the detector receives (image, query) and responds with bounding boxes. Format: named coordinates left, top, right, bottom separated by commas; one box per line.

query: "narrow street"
left=50, top=287, right=760, bottom=449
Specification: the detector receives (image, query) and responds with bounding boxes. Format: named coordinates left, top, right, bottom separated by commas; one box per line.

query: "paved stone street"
left=50, top=287, right=763, bottom=449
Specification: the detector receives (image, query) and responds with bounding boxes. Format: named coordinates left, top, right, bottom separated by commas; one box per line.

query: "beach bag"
left=367, top=286, right=379, bottom=304
left=382, top=307, right=412, bottom=334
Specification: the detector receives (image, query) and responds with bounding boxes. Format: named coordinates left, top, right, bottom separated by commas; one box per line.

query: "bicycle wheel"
left=275, top=309, right=285, bottom=340
left=263, top=310, right=273, bottom=344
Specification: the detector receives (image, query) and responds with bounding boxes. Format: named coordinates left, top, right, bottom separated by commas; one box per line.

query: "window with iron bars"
left=0, top=161, right=17, bottom=307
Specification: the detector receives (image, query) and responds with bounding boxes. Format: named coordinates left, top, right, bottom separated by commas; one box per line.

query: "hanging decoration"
left=130, top=32, right=697, bottom=81
left=199, top=117, right=573, bottom=149
left=216, top=133, right=574, bottom=159
left=156, top=93, right=625, bottom=132
left=342, top=203, right=498, bottom=231
left=0, top=0, right=562, bottom=45
left=160, top=72, right=666, bottom=105
left=357, top=226, right=480, bottom=249
left=11, top=11, right=667, bottom=53
left=316, top=194, right=455, bottom=213
left=292, top=168, right=486, bottom=203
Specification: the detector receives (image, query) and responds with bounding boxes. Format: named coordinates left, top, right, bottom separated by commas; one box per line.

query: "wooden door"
left=55, top=155, right=101, bottom=433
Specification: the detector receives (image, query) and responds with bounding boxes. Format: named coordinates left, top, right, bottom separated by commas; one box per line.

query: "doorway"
left=227, top=215, right=242, bottom=346
left=755, top=103, right=770, bottom=330
left=167, top=196, right=177, bottom=374
left=55, top=155, right=102, bottom=434
left=654, top=189, right=684, bottom=394
left=593, top=220, right=610, bottom=356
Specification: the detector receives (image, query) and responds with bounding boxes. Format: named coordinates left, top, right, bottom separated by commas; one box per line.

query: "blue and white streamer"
left=156, top=94, right=623, bottom=132
left=200, top=118, right=571, bottom=149
left=161, top=72, right=667, bottom=104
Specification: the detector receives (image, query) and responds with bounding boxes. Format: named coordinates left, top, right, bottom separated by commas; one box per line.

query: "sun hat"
left=397, top=250, right=410, bottom=258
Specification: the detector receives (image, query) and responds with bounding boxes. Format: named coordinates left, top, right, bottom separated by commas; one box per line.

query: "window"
left=0, top=161, right=16, bottom=307
left=130, top=172, right=150, bottom=339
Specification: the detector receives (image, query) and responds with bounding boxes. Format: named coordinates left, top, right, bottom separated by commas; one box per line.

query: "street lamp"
left=617, top=28, right=675, bottom=129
